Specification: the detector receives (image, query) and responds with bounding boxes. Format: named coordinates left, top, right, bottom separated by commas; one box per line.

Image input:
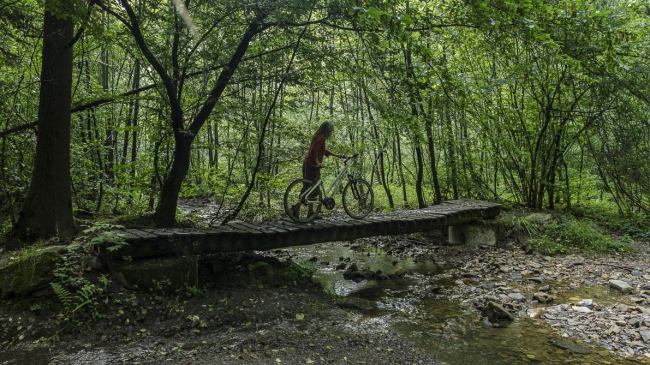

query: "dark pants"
left=301, top=162, right=321, bottom=200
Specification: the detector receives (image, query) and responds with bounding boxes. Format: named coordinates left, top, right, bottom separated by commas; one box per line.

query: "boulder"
left=481, top=301, right=514, bottom=324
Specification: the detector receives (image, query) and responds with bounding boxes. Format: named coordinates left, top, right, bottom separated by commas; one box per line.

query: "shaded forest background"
left=1, top=0, right=649, bottom=241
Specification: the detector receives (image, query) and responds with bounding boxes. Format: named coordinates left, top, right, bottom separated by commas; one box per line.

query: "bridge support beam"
left=448, top=221, right=498, bottom=246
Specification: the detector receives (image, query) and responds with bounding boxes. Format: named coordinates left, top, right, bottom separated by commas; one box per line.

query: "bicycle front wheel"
left=342, top=178, right=374, bottom=219
left=283, top=178, right=322, bottom=223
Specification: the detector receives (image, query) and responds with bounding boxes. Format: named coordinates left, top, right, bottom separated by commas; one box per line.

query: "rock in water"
left=533, top=292, right=554, bottom=303
left=551, top=340, right=591, bottom=354
left=609, top=279, right=633, bottom=294
left=481, top=301, right=514, bottom=325
left=338, top=297, right=377, bottom=312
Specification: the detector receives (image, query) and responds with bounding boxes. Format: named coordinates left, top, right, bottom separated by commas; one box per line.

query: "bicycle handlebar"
left=342, top=154, right=359, bottom=164
left=312, top=154, right=359, bottom=168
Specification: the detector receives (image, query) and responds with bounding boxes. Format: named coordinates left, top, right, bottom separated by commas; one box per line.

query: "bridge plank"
left=262, top=225, right=289, bottom=234
left=112, top=229, right=140, bottom=242
left=237, top=221, right=275, bottom=234
left=144, top=229, right=175, bottom=238
left=310, top=220, right=338, bottom=229
left=225, top=222, right=262, bottom=234
left=125, top=229, right=158, bottom=240
left=212, top=225, right=240, bottom=234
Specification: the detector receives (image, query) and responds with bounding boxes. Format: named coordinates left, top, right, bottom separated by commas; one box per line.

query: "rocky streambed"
left=292, top=234, right=650, bottom=364
left=433, top=246, right=650, bottom=359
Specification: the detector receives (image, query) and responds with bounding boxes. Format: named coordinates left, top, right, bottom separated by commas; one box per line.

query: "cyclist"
left=292, top=121, right=345, bottom=219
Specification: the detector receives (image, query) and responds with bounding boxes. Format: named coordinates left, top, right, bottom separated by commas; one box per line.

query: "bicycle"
left=283, top=154, right=374, bottom=222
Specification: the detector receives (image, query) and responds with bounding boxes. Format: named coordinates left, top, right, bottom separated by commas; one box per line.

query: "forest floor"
left=1, top=209, right=650, bottom=364
left=0, top=245, right=441, bottom=365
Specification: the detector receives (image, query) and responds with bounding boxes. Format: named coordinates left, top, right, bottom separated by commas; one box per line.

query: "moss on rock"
left=0, top=249, right=62, bottom=299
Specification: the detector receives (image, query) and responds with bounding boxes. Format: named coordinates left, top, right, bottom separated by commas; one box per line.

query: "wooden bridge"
left=98, top=199, right=502, bottom=260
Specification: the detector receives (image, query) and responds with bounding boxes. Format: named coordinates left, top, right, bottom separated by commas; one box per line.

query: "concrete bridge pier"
left=448, top=220, right=499, bottom=246
left=108, top=255, right=198, bottom=295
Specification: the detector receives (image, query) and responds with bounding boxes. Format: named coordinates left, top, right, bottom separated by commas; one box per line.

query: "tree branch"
left=119, top=0, right=183, bottom=128
left=188, top=14, right=266, bottom=133
left=0, top=45, right=291, bottom=138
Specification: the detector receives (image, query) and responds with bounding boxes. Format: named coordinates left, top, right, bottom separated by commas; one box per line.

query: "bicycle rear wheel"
left=283, top=178, right=322, bottom=223
left=342, top=178, right=374, bottom=219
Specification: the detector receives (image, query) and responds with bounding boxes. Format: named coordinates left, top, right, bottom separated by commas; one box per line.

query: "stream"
left=285, top=241, right=646, bottom=365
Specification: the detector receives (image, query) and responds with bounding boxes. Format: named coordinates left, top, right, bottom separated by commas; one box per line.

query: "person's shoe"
left=291, top=203, right=301, bottom=218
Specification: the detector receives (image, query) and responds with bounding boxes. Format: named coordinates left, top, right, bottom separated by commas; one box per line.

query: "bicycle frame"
left=298, top=150, right=385, bottom=205
left=300, top=160, right=353, bottom=203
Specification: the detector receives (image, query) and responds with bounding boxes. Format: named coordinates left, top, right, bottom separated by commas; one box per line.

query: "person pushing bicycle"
left=292, top=121, right=345, bottom=219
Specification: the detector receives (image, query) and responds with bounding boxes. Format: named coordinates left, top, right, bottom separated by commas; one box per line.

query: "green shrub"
left=500, top=210, right=632, bottom=255
left=528, top=215, right=630, bottom=254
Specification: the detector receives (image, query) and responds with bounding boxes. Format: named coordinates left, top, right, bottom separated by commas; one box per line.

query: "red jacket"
left=303, top=134, right=332, bottom=166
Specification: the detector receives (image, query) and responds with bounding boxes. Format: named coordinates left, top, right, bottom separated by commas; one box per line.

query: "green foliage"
left=524, top=215, right=630, bottom=255
left=80, top=223, right=128, bottom=253
left=572, top=203, right=650, bottom=241
left=50, top=245, right=108, bottom=321
left=50, top=282, right=101, bottom=317
left=500, top=215, right=542, bottom=238
left=2, top=0, right=650, bottom=232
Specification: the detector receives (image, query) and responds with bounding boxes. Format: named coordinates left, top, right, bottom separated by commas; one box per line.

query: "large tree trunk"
left=15, top=0, right=76, bottom=239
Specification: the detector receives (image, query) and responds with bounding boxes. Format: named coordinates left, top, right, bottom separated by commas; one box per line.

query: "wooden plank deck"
left=98, top=199, right=501, bottom=259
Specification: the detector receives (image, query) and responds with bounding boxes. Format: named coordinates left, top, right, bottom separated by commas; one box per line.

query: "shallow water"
left=286, top=242, right=645, bottom=365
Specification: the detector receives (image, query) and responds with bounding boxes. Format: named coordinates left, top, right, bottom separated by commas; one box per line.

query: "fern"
left=71, top=284, right=98, bottom=314
left=51, top=283, right=99, bottom=315
left=51, top=282, right=75, bottom=312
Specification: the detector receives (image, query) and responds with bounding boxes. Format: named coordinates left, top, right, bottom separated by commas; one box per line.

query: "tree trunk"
left=15, top=0, right=76, bottom=239
left=443, top=109, right=458, bottom=200
left=130, top=59, right=140, bottom=177
left=155, top=132, right=192, bottom=227
left=425, top=117, right=443, bottom=204
left=414, top=145, right=426, bottom=208
left=395, top=132, right=408, bottom=206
